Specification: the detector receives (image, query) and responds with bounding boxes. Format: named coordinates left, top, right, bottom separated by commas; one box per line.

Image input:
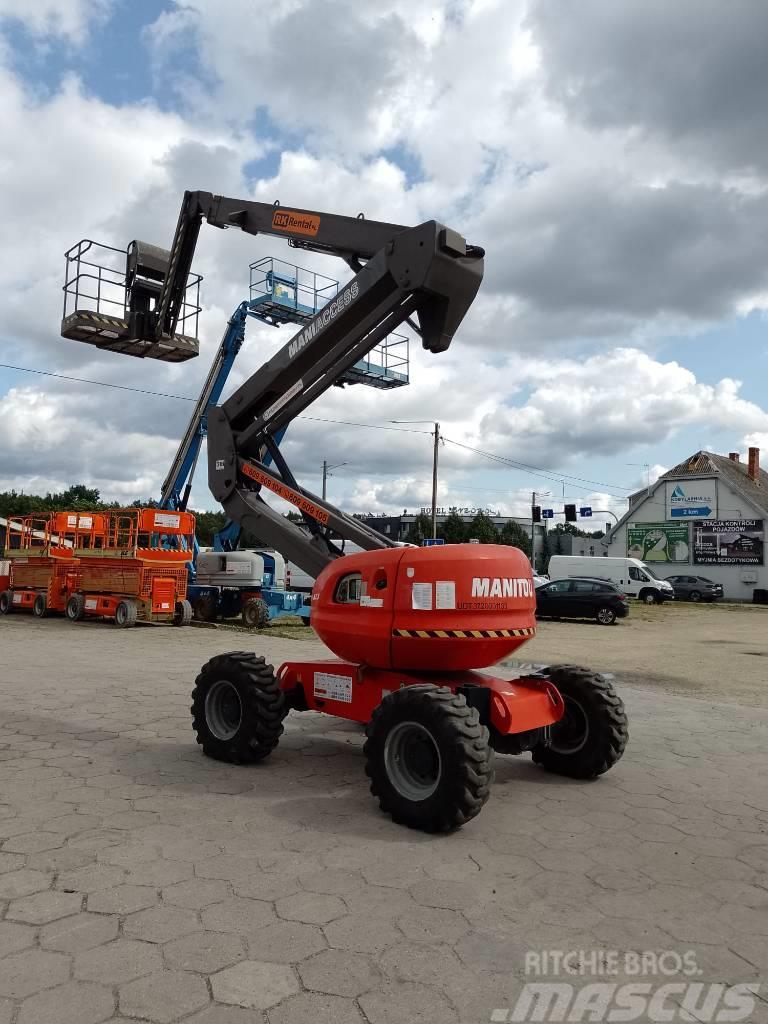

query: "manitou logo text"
left=472, top=577, right=533, bottom=599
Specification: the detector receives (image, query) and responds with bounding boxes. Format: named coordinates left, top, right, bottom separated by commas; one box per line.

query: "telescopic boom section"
left=156, top=190, right=485, bottom=577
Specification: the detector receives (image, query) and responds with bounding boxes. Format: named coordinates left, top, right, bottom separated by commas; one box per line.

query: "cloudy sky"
left=2, top=0, right=768, bottom=528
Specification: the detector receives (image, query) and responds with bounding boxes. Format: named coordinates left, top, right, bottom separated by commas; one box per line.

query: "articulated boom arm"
left=153, top=191, right=485, bottom=577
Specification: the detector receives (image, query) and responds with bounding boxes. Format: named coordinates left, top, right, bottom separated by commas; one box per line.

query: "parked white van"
left=547, top=555, right=674, bottom=604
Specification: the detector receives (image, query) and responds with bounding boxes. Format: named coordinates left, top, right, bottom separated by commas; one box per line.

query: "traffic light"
left=532, top=506, right=541, bottom=523
left=564, top=504, right=577, bottom=522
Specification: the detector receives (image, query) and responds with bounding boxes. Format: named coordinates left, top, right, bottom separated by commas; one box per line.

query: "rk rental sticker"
left=85, top=599, right=98, bottom=610
left=154, top=512, right=180, bottom=529
left=314, top=672, right=353, bottom=704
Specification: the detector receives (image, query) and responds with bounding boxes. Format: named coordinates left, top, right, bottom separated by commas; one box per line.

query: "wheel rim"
left=116, top=605, right=126, bottom=624
left=550, top=695, right=590, bottom=755
left=205, top=680, right=243, bottom=741
left=34, top=598, right=45, bottom=616
left=644, top=593, right=655, bottom=604
left=690, top=591, right=701, bottom=602
left=597, top=607, right=614, bottom=624
left=383, top=721, right=442, bottom=801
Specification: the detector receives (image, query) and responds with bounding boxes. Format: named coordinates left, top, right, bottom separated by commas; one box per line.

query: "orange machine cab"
left=311, top=544, right=536, bottom=672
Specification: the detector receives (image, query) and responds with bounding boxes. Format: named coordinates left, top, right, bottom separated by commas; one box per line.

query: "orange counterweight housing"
left=311, top=544, right=537, bottom=672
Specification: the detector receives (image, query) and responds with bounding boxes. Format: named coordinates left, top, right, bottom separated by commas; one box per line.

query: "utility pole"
left=321, top=460, right=347, bottom=501
left=390, top=420, right=440, bottom=540
left=431, top=422, right=440, bottom=540
left=531, top=491, right=537, bottom=572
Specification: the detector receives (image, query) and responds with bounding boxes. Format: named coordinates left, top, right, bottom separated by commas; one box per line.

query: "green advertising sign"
left=627, top=523, right=690, bottom=563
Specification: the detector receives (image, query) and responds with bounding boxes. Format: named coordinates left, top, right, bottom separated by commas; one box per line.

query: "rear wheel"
left=193, top=594, right=218, bottom=622
left=115, top=600, right=138, bottom=628
left=174, top=599, right=193, bottom=626
left=364, top=685, right=493, bottom=833
left=32, top=594, right=48, bottom=618
left=689, top=590, right=701, bottom=602
left=65, top=594, right=85, bottom=621
left=533, top=665, right=628, bottom=779
left=596, top=605, right=616, bottom=625
left=0, top=590, right=14, bottom=615
left=191, top=652, right=286, bottom=763
left=242, top=597, right=269, bottom=629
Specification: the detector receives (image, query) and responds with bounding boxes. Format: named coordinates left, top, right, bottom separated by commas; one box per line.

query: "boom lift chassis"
left=83, top=191, right=628, bottom=832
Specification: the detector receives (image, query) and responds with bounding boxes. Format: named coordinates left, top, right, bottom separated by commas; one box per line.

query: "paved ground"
left=0, top=615, right=766, bottom=1024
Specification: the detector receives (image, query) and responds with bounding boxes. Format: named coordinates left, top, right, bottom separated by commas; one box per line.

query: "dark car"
left=535, top=577, right=629, bottom=625
left=664, top=575, right=724, bottom=602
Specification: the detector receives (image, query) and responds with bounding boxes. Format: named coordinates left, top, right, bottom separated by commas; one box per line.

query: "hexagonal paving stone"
left=183, top=1007, right=269, bottom=1024
left=40, top=912, right=119, bottom=952
left=0, top=869, right=52, bottom=899
left=164, top=931, right=245, bottom=973
left=396, top=906, right=469, bottom=944
left=124, top=904, right=201, bottom=943
left=162, top=877, right=230, bottom=910
left=6, top=889, right=82, bottom=924
left=276, top=892, right=347, bottom=925
left=298, top=948, right=381, bottom=997
left=125, top=859, right=194, bottom=887
left=246, top=920, right=326, bottom=963
left=56, top=864, right=126, bottom=894
left=75, top=938, right=164, bottom=985
left=119, top=970, right=209, bottom=1023
left=17, top=980, right=114, bottom=1024
left=0, top=949, right=71, bottom=999
left=211, top=960, right=299, bottom=1009
left=87, top=884, right=158, bottom=915
left=0, top=998, right=11, bottom=1024
left=0, top=921, right=36, bottom=958
left=324, top=913, right=400, bottom=955
left=2, top=833, right=64, bottom=854
left=269, top=992, right=364, bottom=1024
left=202, top=896, right=276, bottom=934
left=298, top=868, right=365, bottom=896
left=360, top=981, right=459, bottom=1023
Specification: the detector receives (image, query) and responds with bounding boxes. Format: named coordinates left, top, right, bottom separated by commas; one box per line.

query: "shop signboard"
left=692, top=520, right=764, bottom=565
left=627, top=523, right=690, bottom=563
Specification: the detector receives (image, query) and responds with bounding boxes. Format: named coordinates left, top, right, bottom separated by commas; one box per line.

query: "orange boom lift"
left=62, top=192, right=629, bottom=831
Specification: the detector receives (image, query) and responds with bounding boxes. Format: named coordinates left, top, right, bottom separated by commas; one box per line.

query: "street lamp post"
left=321, top=460, right=348, bottom=501
left=391, top=421, right=440, bottom=539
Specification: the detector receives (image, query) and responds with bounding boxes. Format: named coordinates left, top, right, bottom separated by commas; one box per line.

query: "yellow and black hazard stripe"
left=66, top=312, right=129, bottom=329
left=393, top=626, right=535, bottom=640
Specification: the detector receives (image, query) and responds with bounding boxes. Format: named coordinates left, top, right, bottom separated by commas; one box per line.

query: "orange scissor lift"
left=0, top=515, right=80, bottom=618
left=0, top=509, right=195, bottom=628
left=60, top=509, right=195, bottom=627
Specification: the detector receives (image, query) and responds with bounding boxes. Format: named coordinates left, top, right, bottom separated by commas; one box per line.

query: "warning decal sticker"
left=314, top=672, right=353, bottom=704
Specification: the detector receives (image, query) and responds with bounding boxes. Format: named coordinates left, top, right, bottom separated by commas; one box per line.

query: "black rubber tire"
left=689, top=590, right=701, bottom=603
left=191, top=652, right=286, bottom=763
left=115, top=600, right=138, bottom=628
left=533, top=665, right=628, bottom=779
left=242, top=598, right=269, bottom=629
left=640, top=590, right=658, bottom=605
left=364, top=685, right=494, bottom=833
left=32, top=594, right=48, bottom=618
left=193, top=594, right=218, bottom=622
left=174, top=599, right=193, bottom=626
left=65, top=594, right=85, bottom=621
left=595, top=606, right=616, bottom=625
left=0, top=590, right=14, bottom=615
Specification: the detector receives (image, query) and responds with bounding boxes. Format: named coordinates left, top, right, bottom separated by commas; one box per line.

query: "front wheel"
left=33, top=594, right=48, bottom=618
left=191, top=652, right=286, bottom=763
left=640, top=590, right=658, bottom=605
left=0, top=590, right=14, bottom=615
left=689, top=590, right=701, bottom=602
left=533, top=665, right=628, bottom=779
left=174, top=599, right=193, bottom=626
left=364, top=685, right=494, bottom=833
left=596, top=606, right=616, bottom=625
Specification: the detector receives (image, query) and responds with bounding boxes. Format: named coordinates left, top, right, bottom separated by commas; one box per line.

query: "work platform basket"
left=249, top=257, right=409, bottom=389
left=61, top=240, right=201, bottom=362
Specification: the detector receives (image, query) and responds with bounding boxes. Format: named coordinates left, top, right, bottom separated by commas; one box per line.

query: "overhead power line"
left=1, top=361, right=632, bottom=493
